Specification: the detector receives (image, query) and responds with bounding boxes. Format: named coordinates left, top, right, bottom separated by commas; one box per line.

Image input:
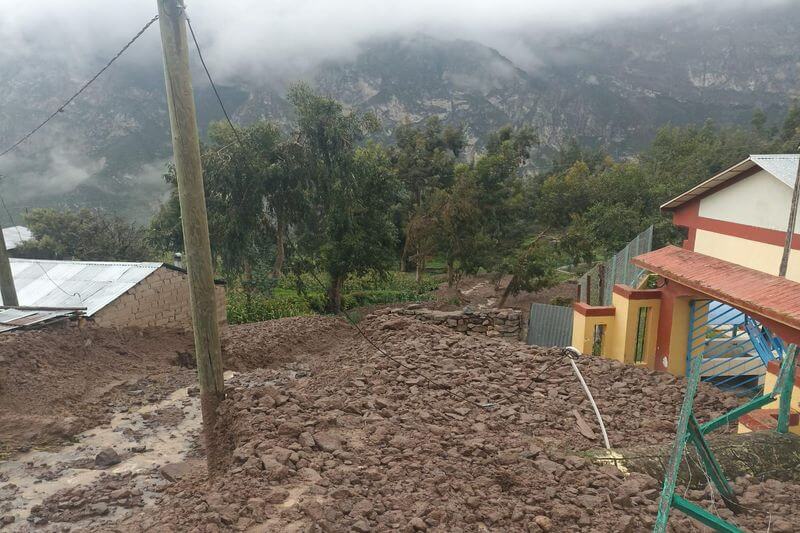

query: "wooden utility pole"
left=0, top=228, right=18, bottom=306
left=156, top=0, right=224, bottom=463
left=779, top=148, right=800, bottom=277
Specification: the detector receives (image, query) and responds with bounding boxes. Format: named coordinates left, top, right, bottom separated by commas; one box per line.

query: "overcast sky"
left=0, top=0, right=788, bottom=80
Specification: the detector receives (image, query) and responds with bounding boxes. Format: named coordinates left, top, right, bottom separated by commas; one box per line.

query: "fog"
left=0, top=0, right=792, bottom=219
left=0, top=0, right=789, bottom=80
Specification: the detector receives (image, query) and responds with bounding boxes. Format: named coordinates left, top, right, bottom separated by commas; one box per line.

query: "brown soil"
left=4, top=314, right=799, bottom=532
left=221, top=316, right=355, bottom=371
left=0, top=323, right=193, bottom=455
left=92, top=313, right=797, bottom=533
left=433, top=274, right=576, bottom=317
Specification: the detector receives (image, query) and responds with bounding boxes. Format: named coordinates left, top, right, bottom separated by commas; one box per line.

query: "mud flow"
left=1, top=315, right=798, bottom=532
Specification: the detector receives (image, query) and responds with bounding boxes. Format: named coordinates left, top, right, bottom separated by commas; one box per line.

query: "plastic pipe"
left=565, top=346, right=611, bottom=450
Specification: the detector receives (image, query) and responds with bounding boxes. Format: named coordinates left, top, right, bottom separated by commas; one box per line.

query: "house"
left=0, top=258, right=227, bottom=330
left=571, top=154, right=800, bottom=432
left=662, top=154, right=800, bottom=279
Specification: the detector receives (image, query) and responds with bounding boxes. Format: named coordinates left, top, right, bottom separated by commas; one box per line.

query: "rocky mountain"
left=0, top=2, right=798, bottom=222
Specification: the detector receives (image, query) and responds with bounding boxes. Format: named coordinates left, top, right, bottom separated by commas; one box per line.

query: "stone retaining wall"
left=394, top=304, right=522, bottom=339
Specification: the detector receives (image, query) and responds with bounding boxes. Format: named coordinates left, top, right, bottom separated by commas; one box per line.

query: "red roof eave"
left=632, top=246, right=800, bottom=331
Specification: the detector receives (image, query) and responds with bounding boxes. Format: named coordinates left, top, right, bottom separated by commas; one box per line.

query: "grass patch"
left=227, top=270, right=443, bottom=324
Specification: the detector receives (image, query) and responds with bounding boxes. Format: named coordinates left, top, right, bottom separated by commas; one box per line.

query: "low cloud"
left=0, top=131, right=105, bottom=199
left=0, top=0, right=790, bottom=83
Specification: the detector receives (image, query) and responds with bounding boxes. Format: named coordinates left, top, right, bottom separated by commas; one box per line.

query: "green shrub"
left=550, top=296, right=574, bottom=307
left=227, top=290, right=312, bottom=324
left=227, top=270, right=443, bottom=323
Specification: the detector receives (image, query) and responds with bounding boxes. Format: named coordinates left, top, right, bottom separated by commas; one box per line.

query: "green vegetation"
left=537, top=111, right=800, bottom=264
left=226, top=271, right=440, bottom=324
left=20, top=85, right=800, bottom=324
left=15, top=208, right=153, bottom=261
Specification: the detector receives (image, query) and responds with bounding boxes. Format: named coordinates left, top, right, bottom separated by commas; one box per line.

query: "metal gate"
left=527, top=303, right=573, bottom=347
left=687, top=300, right=784, bottom=397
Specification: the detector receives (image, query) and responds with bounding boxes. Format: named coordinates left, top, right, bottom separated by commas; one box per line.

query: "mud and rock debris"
left=96, top=313, right=798, bottom=532
left=3, top=313, right=798, bottom=532
left=0, top=324, right=194, bottom=454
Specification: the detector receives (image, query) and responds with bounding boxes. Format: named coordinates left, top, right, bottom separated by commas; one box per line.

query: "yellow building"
left=572, top=154, right=800, bottom=432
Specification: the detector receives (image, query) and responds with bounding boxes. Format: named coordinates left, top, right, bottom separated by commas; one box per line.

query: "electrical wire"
left=0, top=190, right=84, bottom=302
left=184, top=14, right=244, bottom=147
left=0, top=15, right=160, bottom=160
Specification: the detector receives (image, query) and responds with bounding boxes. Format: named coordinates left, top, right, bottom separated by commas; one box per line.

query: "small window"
left=592, top=324, right=606, bottom=356
left=634, top=307, right=649, bottom=363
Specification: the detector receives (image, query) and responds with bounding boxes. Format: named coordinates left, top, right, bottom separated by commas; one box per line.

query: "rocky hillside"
left=0, top=3, right=797, bottom=221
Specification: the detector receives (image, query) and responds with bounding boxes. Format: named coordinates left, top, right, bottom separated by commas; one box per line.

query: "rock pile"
left=386, top=304, right=523, bottom=339
left=28, top=472, right=146, bottom=527
left=97, top=313, right=800, bottom=532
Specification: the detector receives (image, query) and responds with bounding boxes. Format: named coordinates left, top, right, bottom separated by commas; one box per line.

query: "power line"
left=0, top=15, right=160, bottom=160
left=0, top=190, right=83, bottom=302
left=184, top=14, right=244, bottom=147
left=178, top=17, right=527, bottom=418
left=182, top=14, right=535, bottom=418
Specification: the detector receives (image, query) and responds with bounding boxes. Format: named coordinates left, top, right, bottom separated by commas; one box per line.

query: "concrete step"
left=739, top=408, right=799, bottom=432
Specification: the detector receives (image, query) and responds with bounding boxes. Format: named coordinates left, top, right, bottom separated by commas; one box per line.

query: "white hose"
left=565, top=346, right=611, bottom=450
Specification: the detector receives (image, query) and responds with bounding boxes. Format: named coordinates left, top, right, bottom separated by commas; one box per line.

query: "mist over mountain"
left=0, top=0, right=797, bottom=222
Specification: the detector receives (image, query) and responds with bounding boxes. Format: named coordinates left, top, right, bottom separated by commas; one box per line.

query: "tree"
left=288, top=84, right=400, bottom=312
left=269, top=138, right=311, bottom=277
left=496, top=234, right=559, bottom=308
left=203, top=121, right=280, bottom=279
left=751, top=108, right=767, bottom=136
left=425, top=166, right=487, bottom=287
left=15, top=208, right=153, bottom=261
left=392, top=117, right=465, bottom=271
left=471, top=125, right=559, bottom=299
left=150, top=120, right=304, bottom=281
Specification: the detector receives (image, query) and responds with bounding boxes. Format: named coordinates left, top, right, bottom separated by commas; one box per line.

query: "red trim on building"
left=634, top=246, right=800, bottom=331
left=573, top=302, right=616, bottom=317
left=653, top=280, right=703, bottom=373
left=740, top=409, right=799, bottom=431
left=766, top=359, right=800, bottom=388
left=673, top=201, right=700, bottom=251
left=670, top=178, right=800, bottom=251
left=612, top=284, right=663, bottom=300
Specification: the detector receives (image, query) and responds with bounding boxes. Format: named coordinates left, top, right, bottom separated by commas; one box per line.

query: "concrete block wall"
left=93, top=266, right=227, bottom=330
left=394, top=304, right=522, bottom=339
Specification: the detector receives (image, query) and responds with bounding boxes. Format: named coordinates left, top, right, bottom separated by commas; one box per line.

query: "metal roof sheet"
left=2, top=259, right=163, bottom=316
left=632, top=246, right=800, bottom=331
left=0, top=307, right=77, bottom=333
left=661, top=154, right=800, bottom=210
left=2, top=226, right=32, bottom=250
left=750, top=154, right=800, bottom=188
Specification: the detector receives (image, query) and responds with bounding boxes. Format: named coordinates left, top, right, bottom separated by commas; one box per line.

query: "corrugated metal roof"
left=750, top=154, right=800, bottom=188
left=0, top=307, right=76, bottom=333
left=661, top=154, right=800, bottom=210
left=2, top=226, right=32, bottom=250
left=3, top=259, right=163, bottom=316
left=632, top=246, right=800, bottom=330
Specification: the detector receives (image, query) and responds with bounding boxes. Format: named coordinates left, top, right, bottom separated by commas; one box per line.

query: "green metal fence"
left=577, top=225, right=653, bottom=306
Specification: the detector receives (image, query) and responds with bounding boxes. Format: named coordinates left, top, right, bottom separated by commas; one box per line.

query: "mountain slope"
left=0, top=3, right=797, bottom=221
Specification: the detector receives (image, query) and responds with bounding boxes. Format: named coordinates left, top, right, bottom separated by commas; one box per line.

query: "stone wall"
left=93, top=266, right=227, bottom=330
left=395, top=304, right=522, bottom=339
